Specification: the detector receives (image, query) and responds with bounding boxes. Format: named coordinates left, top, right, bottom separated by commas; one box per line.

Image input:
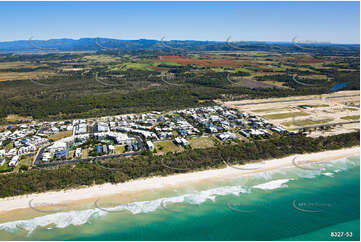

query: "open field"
left=0, top=61, right=48, bottom=69
left=0, top=71, right=52, bottom=82
left=341, top=115, right=360, bottom=121
left=262, top=80, right=287, bottom=88
left=251, top=107, right=291, bottom=113
left=157, top=56, right=242, bottom=67
left=4, top=114, right=32, bottom=122
left=48, top=130, right=73, bottom=141
left=82, top=55, right=122, bottom=63
left=226, top=91, right=360, bottom=106
left=14, top=156, right=31, bottom=172
left=188, top=136, right=215, bottom=149
left=0, top=161, right=13, bottom=173
left=230, top=77, right=283, bottom=89
left=81, top=149, right=88, bottom=158
left=114, top=145, right=126, bottom=154
left=262, top=111, right=310, bottom=120
left=311, top=104, right=329, bottom=108
left=0, top=61, right=52, bottom=82
left=154, top=140, right=184, bottom=155
left=281, top=118, right=334, bottom=127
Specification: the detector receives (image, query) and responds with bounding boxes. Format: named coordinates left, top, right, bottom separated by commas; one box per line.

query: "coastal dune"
left=0, top=147, right=359, bottom=213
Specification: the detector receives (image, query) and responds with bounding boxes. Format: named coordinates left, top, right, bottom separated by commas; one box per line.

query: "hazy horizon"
left=0, top=1, right=359, bottom=44
left=0, top=36, right=359, bottom=45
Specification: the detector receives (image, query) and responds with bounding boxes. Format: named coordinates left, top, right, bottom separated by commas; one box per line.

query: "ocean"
left=0, top=155, right=359, bottom=241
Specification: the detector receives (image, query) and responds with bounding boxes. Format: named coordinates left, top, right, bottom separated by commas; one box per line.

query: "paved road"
left=33, top=143, right=51, bottom=166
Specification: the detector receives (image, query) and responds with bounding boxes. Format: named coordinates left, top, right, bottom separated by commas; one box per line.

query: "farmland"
left=0, top=46, right=359, bottom=123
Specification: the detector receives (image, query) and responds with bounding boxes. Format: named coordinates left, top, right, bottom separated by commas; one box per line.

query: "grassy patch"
left=340, top=115, right=360, bottom=121
left=48, top=131, right=72, bottom=141
left=82, top=55, right=121, bottom=63
left=154, top=140, right=184, bottom=154
left=4, top=142, right=13, bottom=152
left=153, top=61, right=181, bottom=67
left=5, top=114, right=32, bottom=122
left=188, top=136, right=215, bottom=149
left=0, top=160, right=13, bottom=173
left=345, top=108, right=359, bottom=111
left=234, top=67, right=253, bottom=74
left=263, top=80, right=286, bottom=88
left=252, top=107, right=290, bottom=113
left=69, top=150, right=75, bottom=159
left=122, top=62, right=153, bottom=71
left=82, top=149, right=88, bottom=158
left=115, top=145, right=126, bottom=154
left=263, top=111, right=310, bottom=120
left=311, top=104, right=329, bottom=108
left=0, top=71, right=52, bottom=82
left=14, top=156, right=31, bottom=172
left=282, top=118, right=334, bottom=127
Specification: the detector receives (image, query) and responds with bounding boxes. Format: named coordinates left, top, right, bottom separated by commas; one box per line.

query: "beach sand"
left=0, top=146, right=359, bottom=221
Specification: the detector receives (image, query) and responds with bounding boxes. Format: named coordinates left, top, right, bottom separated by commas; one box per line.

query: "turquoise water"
left=0, top=156, right=359, bottom=241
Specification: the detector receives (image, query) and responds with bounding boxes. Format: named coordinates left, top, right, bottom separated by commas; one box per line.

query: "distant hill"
left=0, top=37, right=359, bottom=55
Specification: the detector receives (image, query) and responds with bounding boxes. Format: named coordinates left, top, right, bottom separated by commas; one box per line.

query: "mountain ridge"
left=0, top=37, right=358, bottom=53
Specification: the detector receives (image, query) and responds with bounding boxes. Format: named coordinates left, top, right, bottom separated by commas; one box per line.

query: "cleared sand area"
left=220, top=90, right=360, bottom=136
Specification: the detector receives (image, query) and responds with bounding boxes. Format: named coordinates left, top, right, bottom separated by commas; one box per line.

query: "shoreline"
left=0, top=146, right=359, bottom=215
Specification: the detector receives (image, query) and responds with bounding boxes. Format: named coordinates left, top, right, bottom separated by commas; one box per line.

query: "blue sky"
left=0, top=1, right=359, bottom=43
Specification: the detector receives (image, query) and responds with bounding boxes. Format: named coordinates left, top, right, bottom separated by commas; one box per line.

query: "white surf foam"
left=0, top=185, right=250, bottom=235
left=322, top=172, right=334, bottom=177
left=252, top=179, right=292, bottom=190
left=0, top=208, right=107, bottom=235
left=1, top=156, right=358, bottom=235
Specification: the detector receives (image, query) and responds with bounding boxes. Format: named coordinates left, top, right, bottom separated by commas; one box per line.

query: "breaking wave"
left=253, top=179, right=292, bottom=190
left=0, top=156, right=358, bottom=235
left=0, top=185, right=250, bottom=235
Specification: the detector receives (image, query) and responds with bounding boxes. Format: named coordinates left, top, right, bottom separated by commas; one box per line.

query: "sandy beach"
left=0, top=147, right=359, bottom=215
